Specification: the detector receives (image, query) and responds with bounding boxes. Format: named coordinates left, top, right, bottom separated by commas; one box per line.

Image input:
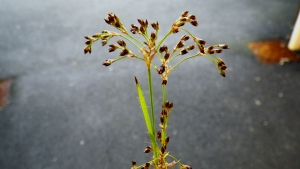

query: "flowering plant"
left=84, top=11, right=229, bottom=169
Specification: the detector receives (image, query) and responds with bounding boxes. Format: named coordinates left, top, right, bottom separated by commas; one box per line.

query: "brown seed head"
left=218, top=44, right=230, bottom=49
left=143, top=42, right=149, bottom=47
left=208, top=45, right=214, bottom=51
left=160, top=115, right=164, bottom=124
left=130, top=24, right=139, bottom=34
left=85, top=40, right=91, bottom=45
left=215, top=49, right=222, bottom=53
left=137, top=19, right=145, bottom=26
left=139, top=26, right=146, bottom=34
left=120, top=48, right=129, bottom=56
left=172, top=26, right=180, bottom=34
left=150, top=32, right=156, bottom=40
left=164, top=53, right=170, bottom=60
left=115, top=22, right=121, bottom=28
left=101, top=30, right=109, bottom=34
left=199, top=45, right=205, bottom=53
left=84, top=45, right=92, bottom=54
left=165, top=101, right=170, bottom=108
left=158, top=65, right=165, bottom=74
left=104, top=18, right=111, bottom=25
left=196, top=38, right=206, bottom=45
left=188, top=15, right=196, bottom=20
left=180, top=17, right=187, bottom=22
left=101, top=40, right=108, bottom=46
left=108, top=44, right=118, bottom=52
left=168, top=102, right=173, bottom=109
left=151, top=21, right=159, bottom=31
left=182, top=11, right=189, bottom=17
left=151, top=22, right=157, bottom=30
left=177, top=21, right=185, bottom=27
left=181, top=35, right=190, bottom=41
left=144, top=148, right=151, bottom=153
left=84, top=36, right=91, bottom=40
left=190, top=20, right=198, bottom=26
left=217, top=59, right=225, bottom=66
left=221, top=65, right=227, bottom=70
left=117, top=40, right=126, bottom=47
left=165, top=137, right=170, bottom=145
left=176, top=41, right=185, bottom=49
left=132, top=161, right=136, bottom=166
left=209, top=50, right=215, bottom=54
left=161, top=145, right=166, bottom=154
left=157, top=130, right=162, bottom=141
left=159, top=45, right=168, bottom=53
left=180, top=49, right=188, bottom=55
left=92, top=33, right=101, bottom=38
left=161, top=109, right=167, bottom=116
left=187, top=45, right=195, bottom=50
left=220, top=71, right=226, bottom=77
left=103, top=59, right=113, bottom=66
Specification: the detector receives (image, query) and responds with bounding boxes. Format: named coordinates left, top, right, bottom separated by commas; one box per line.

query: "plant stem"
left=156, top=30, right=172, bottom=51
left=147, top=67, right=158, bottom=163
left=170, top=53, right=198, bottom=71
left=161, top=84, right=167, bottom=142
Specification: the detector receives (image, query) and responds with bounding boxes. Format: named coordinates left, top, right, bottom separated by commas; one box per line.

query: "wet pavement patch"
left=0, top=79, right=12, bottom=110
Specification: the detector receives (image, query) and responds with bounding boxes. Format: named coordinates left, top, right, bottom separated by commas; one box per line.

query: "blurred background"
left=1, top=0, right=300, bottom=169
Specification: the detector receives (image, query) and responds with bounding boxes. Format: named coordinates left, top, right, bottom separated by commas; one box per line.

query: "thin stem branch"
left=170, top=53, right=199, bottom=71
left=161, top=84, right=167, bottom=142
left=156, top=30, right=172, bottom=51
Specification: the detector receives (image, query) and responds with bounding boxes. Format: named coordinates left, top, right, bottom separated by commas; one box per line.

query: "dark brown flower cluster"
left=130, top=19, right=148, bottom=35
left=217, top=59, right=227, bottom=77
left=191, top=36, right=230, bottom=77
left=103, top=40, right=135, bottom=66
left=174, top=35, right=195, bottom=55
left=102, top=59, right=115, bottom=66
left=172, top=11, right=198, bottom=33
left=157, top=45, right=170, bottom=84
left=159, top=101, right=173, bottom=130
left=84, top=30, right=120, bottom=54
left=104, top=13, right=127, bottom=34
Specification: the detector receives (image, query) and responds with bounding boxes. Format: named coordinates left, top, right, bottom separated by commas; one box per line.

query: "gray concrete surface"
left=1, top=0, right=300, bottom=169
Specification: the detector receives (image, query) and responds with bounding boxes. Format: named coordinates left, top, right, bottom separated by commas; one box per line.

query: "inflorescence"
left=84, top=11, right=229, bottom=169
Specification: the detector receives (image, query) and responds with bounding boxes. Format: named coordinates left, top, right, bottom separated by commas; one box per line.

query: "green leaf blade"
left=134, top=76, right=153, bottom=136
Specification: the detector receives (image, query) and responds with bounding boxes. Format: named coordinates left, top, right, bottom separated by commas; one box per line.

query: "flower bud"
left=103, top=59, right=114, bottom=66
left=120, top=49, right=129, bottom=56
left=132, top=161, right=136, bottom=166
left=190, top=20, right=198, bottom=26
left=159, top=45, right=168, bottom=53
left=176, top=41, right=185, bottom=49
left=196, top=38, right=206, bottom=45
left=150, top=32, right=156, bottom=40
left=164, top=53, right=170, bottom=60
left=180, top=49, right=188, bottom=55
left=188, top=15, right=196, bottom=20
left=181, top=11, right=189, bottom=17
left=117, top=40, right=126, bottom=47
left=181, top=35, right=190, bottom=41
left=218, top=44, right=230, bottom=49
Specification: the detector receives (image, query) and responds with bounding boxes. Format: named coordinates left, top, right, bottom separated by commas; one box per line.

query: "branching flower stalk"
left=84, top=11, right=229, bottom=169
